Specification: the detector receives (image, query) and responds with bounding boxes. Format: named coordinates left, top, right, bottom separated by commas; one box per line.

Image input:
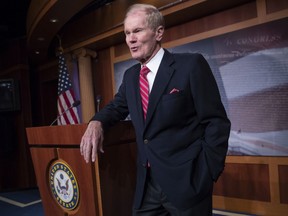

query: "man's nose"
left=127, top=33, right=136, bottom=42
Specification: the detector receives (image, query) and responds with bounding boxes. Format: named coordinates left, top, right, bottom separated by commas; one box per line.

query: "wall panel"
left=266, top=0, right=288, bottom=14
left=214, top=163, right=270, bottom=201
left=278, top=165, right=288, bottom=204
left=92, top=48, right=114, bottom=109
left=213, top=157, right=288, bottom=215
left=163, top=2, right=257, bottom=44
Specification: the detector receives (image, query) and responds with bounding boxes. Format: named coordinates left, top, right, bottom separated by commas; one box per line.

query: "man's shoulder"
left=122, top=62, right=141, bottom=79
left=164, top=51, right=205, bottom=64
left=164, top=49, right=203, bottom=59
left=171, top=51, right=203, bottom=58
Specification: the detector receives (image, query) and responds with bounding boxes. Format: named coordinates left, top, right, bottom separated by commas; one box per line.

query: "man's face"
left=124, top=11, right=163, bottom=64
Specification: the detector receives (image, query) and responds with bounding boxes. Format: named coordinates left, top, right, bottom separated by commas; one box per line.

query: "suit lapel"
left=145, top=51, right=175, bottom=126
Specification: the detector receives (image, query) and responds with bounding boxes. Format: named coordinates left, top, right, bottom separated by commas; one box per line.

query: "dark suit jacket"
left=92, top=50, right=231, bottom=210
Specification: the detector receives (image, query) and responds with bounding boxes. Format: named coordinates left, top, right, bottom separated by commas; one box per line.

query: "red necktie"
left=139, top=66, right=150, bottom=120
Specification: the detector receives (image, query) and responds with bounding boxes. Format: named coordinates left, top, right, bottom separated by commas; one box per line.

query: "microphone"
left=49, top=100, right=81, bottom=126
left=96, top=95, right=102, bottom=112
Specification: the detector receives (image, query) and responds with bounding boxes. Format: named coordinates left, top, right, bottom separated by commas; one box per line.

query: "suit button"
left=142, top=163, right=147, bottom=168
left=144, top=139, right=149, bottom=144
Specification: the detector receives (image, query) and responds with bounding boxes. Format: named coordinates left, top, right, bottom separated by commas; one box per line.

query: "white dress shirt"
left=144, top=48, right=164, bottom=93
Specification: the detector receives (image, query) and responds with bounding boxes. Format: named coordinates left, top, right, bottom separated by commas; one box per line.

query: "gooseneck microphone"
left=49, top=100, right=81, bottom=126
left=96, top=95, right=102, bottom=112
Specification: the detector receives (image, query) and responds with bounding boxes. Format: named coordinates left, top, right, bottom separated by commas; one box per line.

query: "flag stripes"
left=57, top=54, right=80, bottom=125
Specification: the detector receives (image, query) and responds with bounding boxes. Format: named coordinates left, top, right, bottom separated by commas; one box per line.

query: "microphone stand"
left=50, top=100, right=81, bottom=126
left=96, top=95, right=102, bottom=112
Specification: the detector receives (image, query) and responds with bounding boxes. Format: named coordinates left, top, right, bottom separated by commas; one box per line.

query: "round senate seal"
left=49, top=160, right=79, bottom=210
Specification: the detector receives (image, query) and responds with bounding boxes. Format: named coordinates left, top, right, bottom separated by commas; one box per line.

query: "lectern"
left=26, top=121, right=137, bottom=216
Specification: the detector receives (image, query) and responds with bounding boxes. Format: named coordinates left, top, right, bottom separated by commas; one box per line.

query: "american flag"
left=57, top=54, right=80, bottom=125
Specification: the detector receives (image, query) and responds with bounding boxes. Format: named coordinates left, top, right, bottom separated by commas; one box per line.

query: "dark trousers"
left=133, top=169, right=212, bottom=216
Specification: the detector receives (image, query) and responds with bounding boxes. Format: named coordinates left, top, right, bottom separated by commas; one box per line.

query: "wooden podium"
left=26, top=121, right=137, bottom=216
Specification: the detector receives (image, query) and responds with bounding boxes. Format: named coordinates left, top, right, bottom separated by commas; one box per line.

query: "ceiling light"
left=49, top=18, right=58, bottom=23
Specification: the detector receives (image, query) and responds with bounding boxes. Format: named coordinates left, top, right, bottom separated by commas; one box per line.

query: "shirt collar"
left=146, top=48, right=164, bottom=74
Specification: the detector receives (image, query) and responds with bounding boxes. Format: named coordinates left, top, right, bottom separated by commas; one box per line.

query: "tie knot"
left=140, top=66, right=150, bottom=76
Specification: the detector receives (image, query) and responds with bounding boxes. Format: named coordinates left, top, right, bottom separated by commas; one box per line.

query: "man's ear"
left=156, top=25, right=164, bottom=41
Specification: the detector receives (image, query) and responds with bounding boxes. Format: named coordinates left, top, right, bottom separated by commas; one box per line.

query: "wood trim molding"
left=213, top=156, right=288, bottom=215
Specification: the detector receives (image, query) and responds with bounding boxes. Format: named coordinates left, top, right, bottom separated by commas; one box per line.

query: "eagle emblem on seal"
left=56, top=174, right=70, bottom=198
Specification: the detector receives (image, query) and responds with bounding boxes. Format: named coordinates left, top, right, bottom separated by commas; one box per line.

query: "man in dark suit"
left=80, top=3, right=231, bottom=216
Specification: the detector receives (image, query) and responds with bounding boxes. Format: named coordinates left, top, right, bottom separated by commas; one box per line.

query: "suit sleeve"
left=190, top=54, right=231, bottom=181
